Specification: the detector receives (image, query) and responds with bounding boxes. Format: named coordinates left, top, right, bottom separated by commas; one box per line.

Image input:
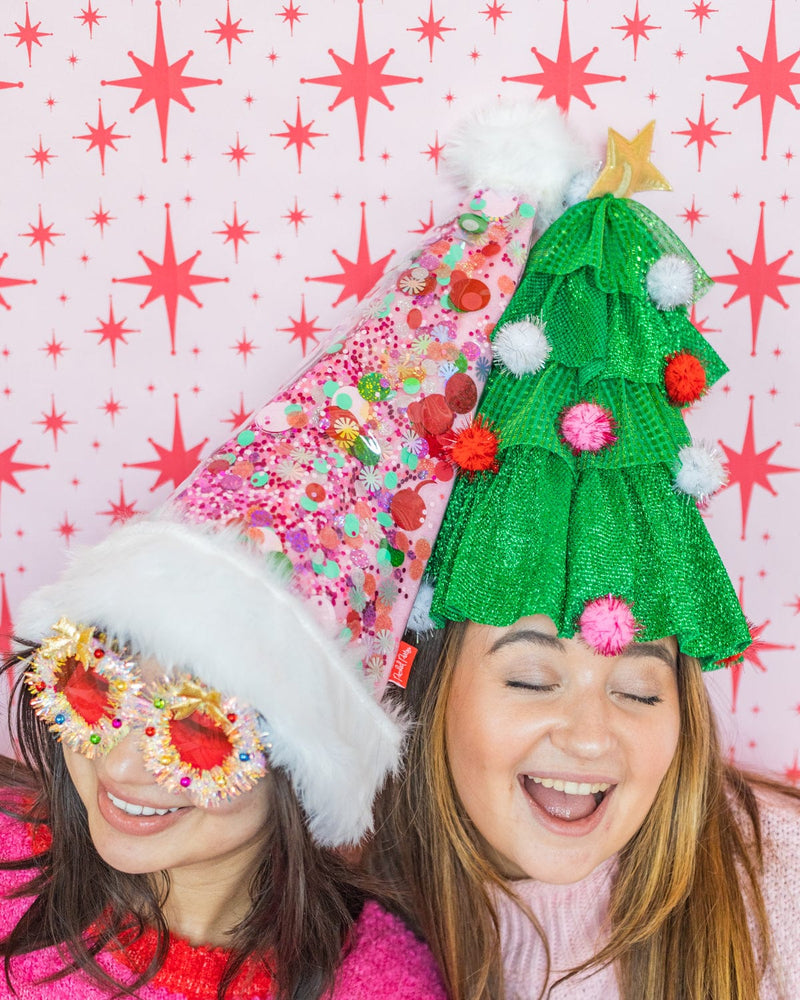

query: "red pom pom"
left=579, top=595, right=639, bottom=656
left=560, top=402, right=617, bottom=453
left=664, top=351, right=707, bottom=406
left=442, top=415, right=500, bottom=478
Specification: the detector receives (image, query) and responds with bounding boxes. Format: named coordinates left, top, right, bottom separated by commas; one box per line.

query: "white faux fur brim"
left=16, top=516, right=405, bottom=846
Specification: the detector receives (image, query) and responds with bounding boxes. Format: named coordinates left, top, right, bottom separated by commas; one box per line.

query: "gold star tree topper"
left=588, top=121, right=671, bottom=200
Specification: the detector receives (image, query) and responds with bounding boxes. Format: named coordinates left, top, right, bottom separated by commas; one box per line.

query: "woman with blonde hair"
left=367, top=162, right=800, bottom=999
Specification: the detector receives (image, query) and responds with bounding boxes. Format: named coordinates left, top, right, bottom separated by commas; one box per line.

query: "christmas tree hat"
left=425, top=123, right=751, bottom=669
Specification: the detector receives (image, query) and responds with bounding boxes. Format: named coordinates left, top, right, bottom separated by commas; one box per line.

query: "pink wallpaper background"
left=0, top=0, right=798, bottom=779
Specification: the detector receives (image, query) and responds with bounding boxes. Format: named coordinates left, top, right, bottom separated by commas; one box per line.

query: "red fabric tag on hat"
left=388, top=641, right=418, bottom=689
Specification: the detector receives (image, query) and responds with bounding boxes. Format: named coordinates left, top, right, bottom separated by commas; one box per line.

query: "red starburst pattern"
left=410, top=202, right=436, bottom=235
left=55, top=513, right=78, bottom=545
left=612, top=1, right=660, bottom=61
left=686, top=1, right=716, bottom=31
left=26, top=135, right=56, bottom=177
left=679, top=196, right=707, bottom=234
left=87, top=200, right=114, bottom=236
left=222, top=393, right=252, bottom=429
left=35, top=396, right=74, bottom=449
left=41, top=331, right=67, bottom=367
left=100, top=391, right=125, bottom=425
left=98, top=482, right=138, bottom=525
left=307, top=201, right=394, bottom=307
left=232, top=332, right=257, bottom=363
left=407, top=2, right=455, bottom=63
left=689, top=304, right=719, bottom=337
left=224, top=132, right=252, bottom=174
left=205, top=0, right=252, bottom=64
left=728, top=578, right=796, bottom=712
left=718, top=396, right=799, bottom=540
left=270, top=97, right=327, bottom=173
left=113, top=204, right=228, bottom=355
left=0, top=440, right=48, bottom=528
left=76, top=2, right=105, bottom=39
left=421, top=130, right=445, bottom=172
left=277, top=296, right=327, bottom=356
left=101, top=0, right=222, bottom=163
left=0, top=253, right=36, bottom=309
left=706, top=0, right=800, bottom=160
left=4, top=2, right=51, bottom=67
left=301, top=0, right=423, bottom=161
left=124, top=394, right=209, bottom=492
left=283, top=198, right=310, bottom=235
left=86, top=297, right=139, bottom=365
left=214, top=203, right=257, bottom=263
left=785, top=753, right=800, bottom=786
left=482, top=2, right=510, bottom=33
left=0, top=574, right=13, bottom=686
left=277, top=1, right=306, bottom=36
left=19, top=205, right=63, bottom=265
left=672, top=93, right=731, bottom=170
left=713, top=201, right=800, bottom=355
left=502, top=0, right=625, bottom=111
left=73, top=99, right=130, bottom=175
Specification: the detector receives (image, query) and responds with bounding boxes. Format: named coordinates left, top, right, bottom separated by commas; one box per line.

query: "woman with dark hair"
left=366, top=155, right=800, bottom=998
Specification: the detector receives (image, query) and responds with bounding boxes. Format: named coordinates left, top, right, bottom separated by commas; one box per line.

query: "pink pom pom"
left=560, top=402, right=617, bottom=453
left=579, top=595, right=639, bottom=656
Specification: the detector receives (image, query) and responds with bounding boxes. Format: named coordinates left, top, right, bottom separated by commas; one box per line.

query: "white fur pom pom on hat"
left=406, top=578, right=438, bottom=635
left=646, top=254, right=696, bottom=310
left=674, top=441, right=727, bottom=502
left=444, top=100, right=594, bottom=223
left=493, top=318, right=551, bottom=377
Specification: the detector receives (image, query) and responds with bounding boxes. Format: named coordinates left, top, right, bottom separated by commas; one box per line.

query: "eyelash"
left=505, top=681, right=663, bottom=706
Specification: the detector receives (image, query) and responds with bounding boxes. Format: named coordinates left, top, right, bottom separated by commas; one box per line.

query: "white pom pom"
left=407, top=579, right=438, bottom=635
left=675, top=442, right=727, bottom=502
left=444, top=100, right=594, bottom=221
left=646, top=254, right=696, bottom=310
left=493, top=319, right=551, bottom=377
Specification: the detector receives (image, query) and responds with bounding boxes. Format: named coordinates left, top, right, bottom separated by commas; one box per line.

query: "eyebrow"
left=488, top=628, right=677, bottom=669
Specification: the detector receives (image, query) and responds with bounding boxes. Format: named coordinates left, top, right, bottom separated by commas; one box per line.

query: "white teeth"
left=107, top=792, right=179, bottom=817
left=528, top=776, right=611, bottom=795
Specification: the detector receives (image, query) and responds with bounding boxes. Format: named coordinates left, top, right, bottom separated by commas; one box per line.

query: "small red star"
left=731, top=187, right=743, bottom=202
left=214, top=203, right=258, bottom=262
left=206, top=0, right=252, bottom=64
left=421, top=130, right=445, bottom=172
left=686, top=1, right=716, bottom=31
left=26, top=135, right=56, bottom=177
left=55, top=514, right=78, bottom=545
left=470, top=49, right=480, bottom=63
left=443, top=91, right=456, bottom=105
left=76, top=1, right=105, bottom=38
left=44, top=94, right=56, bottom=109
left=183, top=193, right=193, bottom=206
left=784, top=148, right=794, bottom=164
left=41, top=331, right=67, bottom=367
left=672, top=93, right=730, bottom=170
left=5, top=2, right=52, bottom=67
left=136, top=191, right=147, bottom=205
left=267, top=50, right=278, bottom=65
left=243, top=92, right=255, bottom=106
left=35, top=396, right=74, bottom=449
left=67, top=51, right=78, bottom=67
left=183, top=151, right=193, bottom=165
left=80, top=252, right=90, bottom=265
left=100, top=392, right=125, bottom=424
left=647, top=89, right=658, bottom=104
left=410, top=202, right=436, bottom=235
left=222, top=393, right=252, bottom=430
left=379, top=192, right=390, bottom=205
left=785, top=753, right=800, bottom=786
left=232, top=332, right=257, bottom=363
left=124, top=394, right=209, bottom=492
left=612, top=1, right=661, bottom=61
left=407, top=2, right=455, bottom=63
left=73, top=99, right=130, bottom=175
left=20, top=205, right=64, bottom=265
left=674, top=46, right=686, bottom=61
left=273, top=251, right=283, bottom=263
left=277, top=1, right=305, bottom=35
left=481, top=2, right=509, bottom=33
left=224, top=132, right=252, bottom=174
left=270, top=97, right=327, bottom=173
left=98, top=482, right=138, bottom=525
left=679, top=196, right=707, bottom=234
left=86, top=297, right=139, bottom=365
left=277, top=296, right=327, bottom=356
left=283, top=198, right=310, bottom=235
left=332, top=190, right=343, bottom=203
left=779, top=190, right=791, bottom=206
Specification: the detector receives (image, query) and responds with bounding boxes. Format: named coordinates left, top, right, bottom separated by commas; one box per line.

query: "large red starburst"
left=76, top=1, right=105, bottom=38
left=113, top=204, right=228, bottom=355
left=307, top=201, right=394, bottom=307
left=124, top=395, right=209, bottom=492
left=5, top=2, right=51, bottom=67
left=301, top=0, right=422, bottom=161
left=73, top=99, right=130, bottom=175
left=101, top=0, right=222, bottom=162
left=86, top=297, right=139, bottom=365
left=407, top=2, right=455, bottom=63
left=612, top=1, right=660, bottom=61
left=277, top=296, right=327, bottom=356
left=502, top=0, right=625, bottom=111
left=270, top=97, right=327, bottom=173
left=222, top=393, right=252, bottom=429
left=718, top=396, right=799, bottom=540
left=214, top=203, right=257, bottom=262
left=206, top=0, right=252, bottom=64
left=712, top=201, right=800, bottom=355
left=707, top=0, right=800, bottom=160
left=0, top=253, right=36, bottom=309
left=672, top=93, right=730, bottom=170
left=727, top=578, right=795, bottom=712
left=19, top=206, right=63, bottom=265
left=0, top=440, right=48, bottom=529
left=98, top=482, right=139, bottom=525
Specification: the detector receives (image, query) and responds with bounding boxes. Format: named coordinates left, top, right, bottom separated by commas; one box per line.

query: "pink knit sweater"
left=0, top=812, right=445, bottom=1000
left=495, top=787, right=800, bottom=999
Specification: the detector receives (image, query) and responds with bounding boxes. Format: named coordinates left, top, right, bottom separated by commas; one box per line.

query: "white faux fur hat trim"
left=444, top=99, right=594, bottom=223
left=17, top=516, right=405, bottom=846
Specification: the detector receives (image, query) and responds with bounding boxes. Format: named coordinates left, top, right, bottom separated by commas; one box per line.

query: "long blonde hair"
left=368, top=620, right=796, bottom=1000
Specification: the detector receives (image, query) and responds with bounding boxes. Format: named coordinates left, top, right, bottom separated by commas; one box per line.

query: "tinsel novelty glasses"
left=24, top=618, right=269, bottom=806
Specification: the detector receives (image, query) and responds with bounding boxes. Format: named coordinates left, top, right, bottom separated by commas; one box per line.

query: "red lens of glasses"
left=55, top=656, right=113, bottom=726
left=168, top=711, right=233, bottom=772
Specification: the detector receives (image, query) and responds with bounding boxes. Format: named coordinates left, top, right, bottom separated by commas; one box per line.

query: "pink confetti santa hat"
left=18, top=101, right=591, bottom=846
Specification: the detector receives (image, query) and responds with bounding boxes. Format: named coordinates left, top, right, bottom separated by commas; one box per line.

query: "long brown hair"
left=0, top=642, right=377, bottom=1000
left=367, top=620, right=799, bottom=1000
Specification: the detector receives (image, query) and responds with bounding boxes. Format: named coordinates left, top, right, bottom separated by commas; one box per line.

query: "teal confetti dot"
left=376, top=547, right=391, bottom=565
left=323, top=560, right=340, bottom=579
left=437, top=273, right=451, bottom=286
left=375, top=293, right=395, bottom=318
left=335, top=392, right=353, bottom=410
left=403, top=377, right=421, bottom=395
left=403, top=451, right=419, bottom=471
left=326, top=342, right=344, bottom=354
left=383, top=471, right=398, bottom=489
left=284, top=403, right=302, bottom=415
left=340, top=627, right=353, bottom=642
left=313, top=458, right=329, bottom=474
left=444, top=244, right=464, bottom=266
left=327, top=451, right=346, bottom=468
left=250, top=472, right=269, bottom=487
left=237, top=429, right=255, bottom=447
left=470, top=197, right=486, bottom=210
left=300, top=496, right=319, bottom=513
left=324, top=380, right=339, bottom=398
left=518, top=202, right=536, bottom=218
left=376, top=512, right=393, bottom=528
left=344, top=513, right=360, bottom=537
left=221, top=453, right=237, bottom=465
left=311, top=559, right=325, bottom=575
left=440, top=293, right=454, bottom=311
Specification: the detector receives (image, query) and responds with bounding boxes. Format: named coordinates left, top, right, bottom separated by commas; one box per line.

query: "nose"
left=99, top=729, right=154, bottom=785
left=548, top=687, right=617, bottom=760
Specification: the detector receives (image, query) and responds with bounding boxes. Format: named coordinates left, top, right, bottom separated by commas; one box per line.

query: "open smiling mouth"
left=521, top=775, right=614, bottom=822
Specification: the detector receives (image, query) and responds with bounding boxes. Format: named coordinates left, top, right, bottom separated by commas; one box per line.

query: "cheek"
left=63, top=748, right=98, bottom=805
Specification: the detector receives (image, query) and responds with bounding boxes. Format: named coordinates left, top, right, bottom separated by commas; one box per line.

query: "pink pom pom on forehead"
left=560, top=402, right=617, bottom=453
left=579, top=595, right=639, bottom=656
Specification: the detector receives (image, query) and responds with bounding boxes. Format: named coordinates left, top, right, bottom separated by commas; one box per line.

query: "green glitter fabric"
left=428, top=194, right=751, bottom=669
